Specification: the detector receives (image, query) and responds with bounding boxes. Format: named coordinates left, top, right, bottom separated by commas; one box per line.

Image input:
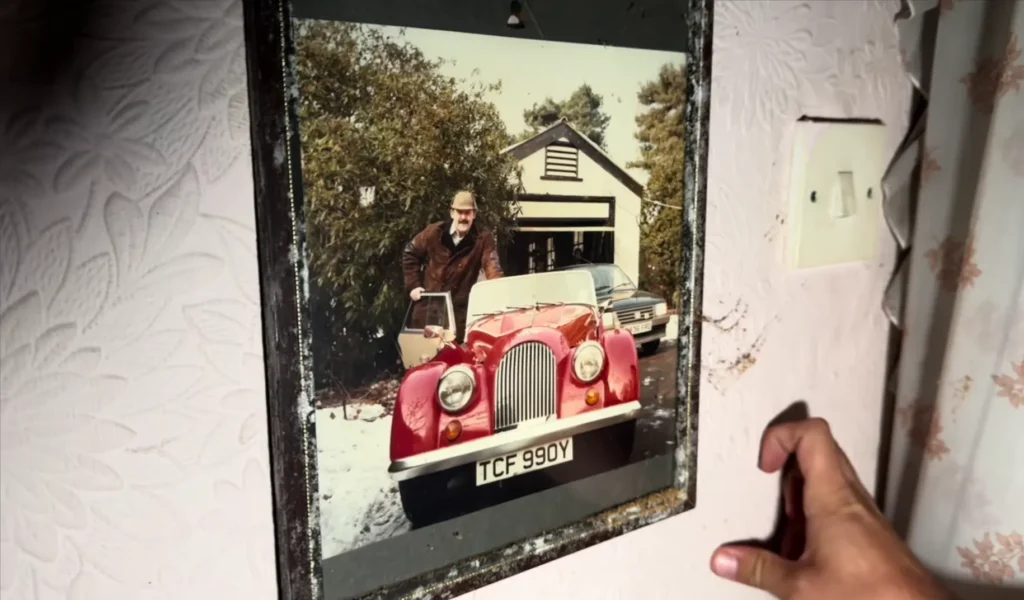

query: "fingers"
left=782, top=467, right=803, bottom=519
left=759, top=418, right=858, bottom=517
left=759, top=418, right=845, bottom=481
left=831, top=441, right=881, bottom=512
left=759, top=418, right=840, bottom=475
left=779, top=468, right=807, bottom=560
left=711, top=545, right=799, bottom=598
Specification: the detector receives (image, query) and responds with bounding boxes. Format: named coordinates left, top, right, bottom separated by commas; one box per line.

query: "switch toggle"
left=829, top=171, right=856, bottom=219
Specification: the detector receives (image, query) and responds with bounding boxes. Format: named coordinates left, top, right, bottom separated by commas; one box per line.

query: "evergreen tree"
left=520, top=84, right=611, bottom=147
left=630, top=63, right=686, bottom=306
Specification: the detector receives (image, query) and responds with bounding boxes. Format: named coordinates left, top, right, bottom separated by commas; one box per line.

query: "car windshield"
left=466, top=270, right=598, bottom=326
left=564, top=264, right=636, bottom=295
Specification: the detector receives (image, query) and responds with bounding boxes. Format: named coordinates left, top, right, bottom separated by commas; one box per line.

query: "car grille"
left=616, top=306, right=655, bottom=325
left=494, top=341, right=557, bottom=431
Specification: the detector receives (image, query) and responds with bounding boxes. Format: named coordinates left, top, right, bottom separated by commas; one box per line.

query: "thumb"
left=711, top=545, right=799, bottom=598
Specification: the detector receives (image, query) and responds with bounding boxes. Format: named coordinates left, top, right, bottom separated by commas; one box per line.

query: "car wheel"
left=397, top=479, right=427, bottom=527
left=618, top=419, right=637, bottom=462
left=600, top=418, right=636, bottom=464
left=639, top=339, right=661, bottom=356
left=398, top=477, right=456, bottom=528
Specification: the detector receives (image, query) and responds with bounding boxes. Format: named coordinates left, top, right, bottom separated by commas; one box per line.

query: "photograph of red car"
left=390, top=270, right=641, bottom=525
left=293, top=11, right=687, bottom=596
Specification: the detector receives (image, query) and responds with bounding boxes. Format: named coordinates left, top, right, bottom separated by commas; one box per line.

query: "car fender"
left=390, top=362, right=445, bottom=461
left=602, top=328, right=639, bottom=405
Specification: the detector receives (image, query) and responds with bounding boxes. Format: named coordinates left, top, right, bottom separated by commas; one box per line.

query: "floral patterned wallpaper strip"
left=886, top=0, right=1024, bottom=592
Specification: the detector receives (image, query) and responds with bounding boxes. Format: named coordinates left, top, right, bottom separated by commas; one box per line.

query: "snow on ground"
left=316, top=402, right=411, bottom=558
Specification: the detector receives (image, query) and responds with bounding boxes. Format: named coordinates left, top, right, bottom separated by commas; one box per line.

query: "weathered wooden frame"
left=242, top=0, right=712, bottom=597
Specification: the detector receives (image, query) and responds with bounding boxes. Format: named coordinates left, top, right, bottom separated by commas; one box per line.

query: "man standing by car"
left=402, top=190, right=504, bottom=342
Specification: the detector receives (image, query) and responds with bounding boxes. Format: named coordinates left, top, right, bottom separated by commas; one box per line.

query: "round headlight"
left=437, top=365, right=475, bottom=413
left=573, top=342, right=605, bottom=383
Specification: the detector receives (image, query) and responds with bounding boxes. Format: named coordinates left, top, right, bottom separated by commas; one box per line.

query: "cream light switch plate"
left=785, top=119, right=888, bottom=270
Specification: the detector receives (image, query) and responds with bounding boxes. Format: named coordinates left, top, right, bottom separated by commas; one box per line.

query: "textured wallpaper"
left=0, top=1, right=910, bottom=599
left=0, top=1, right=277, bottom=598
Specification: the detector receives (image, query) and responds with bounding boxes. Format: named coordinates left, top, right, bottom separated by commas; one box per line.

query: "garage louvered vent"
left=543, top=142, right=579, bottom=179
left=494, top=341, right=557, bottom=431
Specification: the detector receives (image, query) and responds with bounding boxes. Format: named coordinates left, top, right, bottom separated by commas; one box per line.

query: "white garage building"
left=499, top=119, right=645, bottom=286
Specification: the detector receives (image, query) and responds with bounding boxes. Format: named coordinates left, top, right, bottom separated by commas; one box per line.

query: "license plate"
left=475, top=438, right=574, bottom=486
left=624, top=320, right=652, bottom=334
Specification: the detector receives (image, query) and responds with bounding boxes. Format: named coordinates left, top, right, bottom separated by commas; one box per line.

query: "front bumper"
left=388, top=401, right=641, bottom=482
left=630, top=313, right=671, bottom=345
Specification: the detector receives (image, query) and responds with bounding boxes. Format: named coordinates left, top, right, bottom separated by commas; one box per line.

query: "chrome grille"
left=615, top=306, right=655, bottom=325
left=494, top=342, right=557, bottom=431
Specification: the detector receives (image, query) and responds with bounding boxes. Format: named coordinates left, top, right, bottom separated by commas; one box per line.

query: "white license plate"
left=624, top=320, right=653, bottom=334
left=475, top=438, right=574, bottom=486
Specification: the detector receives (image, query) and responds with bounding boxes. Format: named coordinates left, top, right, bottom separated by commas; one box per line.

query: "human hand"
left=410, top=287, right=425, bottom=301
left=710, top=418, right=953, bottom=600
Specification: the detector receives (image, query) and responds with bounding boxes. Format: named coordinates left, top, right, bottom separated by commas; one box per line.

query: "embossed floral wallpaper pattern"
left=0, top=1, right=276, bottom=598
left=885, top=0, right=1024, bottom=594
left=1, top=1, right=917, bottom=599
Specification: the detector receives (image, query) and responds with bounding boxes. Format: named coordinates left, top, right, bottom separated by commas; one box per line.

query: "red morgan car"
left=389, top=270, right=641, bottom=526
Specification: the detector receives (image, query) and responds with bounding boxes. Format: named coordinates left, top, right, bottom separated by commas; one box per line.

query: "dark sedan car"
left=558, top=263, right=670, bottom=356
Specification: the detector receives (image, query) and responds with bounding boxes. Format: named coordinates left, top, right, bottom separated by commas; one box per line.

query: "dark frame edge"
left=678, top=0, right=713, bottom=511
left=243, top=1, right=323, bottom=599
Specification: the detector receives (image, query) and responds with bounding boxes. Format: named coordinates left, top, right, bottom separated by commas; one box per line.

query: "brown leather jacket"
left=402, top=220, right=504, bottom=309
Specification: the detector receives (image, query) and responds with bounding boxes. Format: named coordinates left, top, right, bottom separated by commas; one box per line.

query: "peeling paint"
left=287, top=52, right=302, bottom=102
left=724, top=332, right=765, bottom=376
left=273, top=140, right=286, bottom=167
left=702, top=298, right=747, bottom=332
left=703, top=327, right=769, bottom=394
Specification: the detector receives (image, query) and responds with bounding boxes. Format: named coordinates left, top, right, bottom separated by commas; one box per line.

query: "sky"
left=370, top=24, right=685, bottom=186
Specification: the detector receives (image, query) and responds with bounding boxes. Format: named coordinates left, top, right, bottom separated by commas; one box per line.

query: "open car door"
left=396, top=292, right=457, bottom=369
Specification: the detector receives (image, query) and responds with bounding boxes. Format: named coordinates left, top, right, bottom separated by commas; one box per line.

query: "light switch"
left=829, top=171, right=855, bottom=219
left=785, top=119, right=888, bottom=270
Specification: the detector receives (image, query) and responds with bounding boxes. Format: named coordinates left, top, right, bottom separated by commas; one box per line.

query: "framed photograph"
left=242, top=0, right=711, bottom=598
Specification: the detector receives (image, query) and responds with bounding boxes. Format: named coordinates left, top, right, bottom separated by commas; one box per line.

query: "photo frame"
left=242, top=0, right=712, bottom=597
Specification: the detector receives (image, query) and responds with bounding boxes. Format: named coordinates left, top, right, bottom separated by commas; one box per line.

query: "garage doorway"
left=503, top=229, right=614, bottom=276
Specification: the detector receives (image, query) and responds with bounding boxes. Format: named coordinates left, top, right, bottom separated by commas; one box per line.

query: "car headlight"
left=601, top=311, right=620, bottom=329
left=654, top=302, right=668, bottom=316
left=437, top=365, right=475, bottom=413
left=573, top=342, right=605, bottom=383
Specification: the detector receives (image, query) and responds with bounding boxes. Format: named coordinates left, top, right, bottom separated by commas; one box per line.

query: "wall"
left=0, top=1, right=276, bottom=598
left=0, top=1, right=909, bottom=600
